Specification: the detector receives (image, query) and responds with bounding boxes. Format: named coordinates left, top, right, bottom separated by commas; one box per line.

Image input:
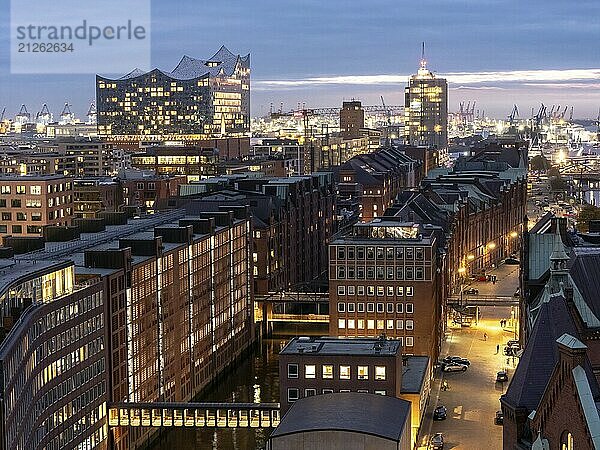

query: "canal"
left=150, top=323, right=328, bottom=450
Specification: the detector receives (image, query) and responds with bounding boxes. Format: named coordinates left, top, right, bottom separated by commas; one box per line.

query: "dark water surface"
left=151, top=323, right=327, bottom=450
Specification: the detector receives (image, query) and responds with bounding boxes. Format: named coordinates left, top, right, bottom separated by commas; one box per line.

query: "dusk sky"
left=1, top=0, right=599, bottom=119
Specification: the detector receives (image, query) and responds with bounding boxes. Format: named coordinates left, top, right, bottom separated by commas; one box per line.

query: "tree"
left=547, top=166, right=561, bottom=178
left=577, top=205, right=600, bottom=232
left=530, top=155, right=550, bottom=172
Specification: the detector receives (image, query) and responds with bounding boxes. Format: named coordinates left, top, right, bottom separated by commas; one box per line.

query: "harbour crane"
left=15, top=104, right=31, bottom=124
left=569, top=106, right=574, bottom=122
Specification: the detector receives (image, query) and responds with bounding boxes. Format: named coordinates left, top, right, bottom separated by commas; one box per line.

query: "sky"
left=0, top=0, right=599, bottom=120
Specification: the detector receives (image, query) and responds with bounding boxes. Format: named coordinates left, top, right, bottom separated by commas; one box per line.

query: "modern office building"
left=131, top=146, right=219, bottom=181
left=404, top=56, right=448, bottom=150
left=340, top=101, right=365, bottom=140
left=0, top=208, right=255, bottom=450
left=73, top=178, right=124, bottom=218
left=0, top=174, right=73, bottom=237
left=329, top=222, right=444, bottom=361
left=97, top=46, right=250, bottom=142
left=0, top=260, right=109, bottom=450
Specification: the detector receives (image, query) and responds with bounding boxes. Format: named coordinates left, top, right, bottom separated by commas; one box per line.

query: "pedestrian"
left=484, top=332, right=488, bottom=341
left=496, top=344, right=499, bottom=354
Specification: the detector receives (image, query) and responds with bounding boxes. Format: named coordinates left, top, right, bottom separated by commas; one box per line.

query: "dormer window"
left=205, top=61, right=220, bottom=67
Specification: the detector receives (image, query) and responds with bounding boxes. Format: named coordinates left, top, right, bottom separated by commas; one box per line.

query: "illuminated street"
left=418, top=264, right=519, bottom=449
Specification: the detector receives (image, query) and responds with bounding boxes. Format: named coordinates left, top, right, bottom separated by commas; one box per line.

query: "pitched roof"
left=503, top=293, right=579, bottom=410
left=271, top=392, right=410, bottom=441
left=570, top=250, right=600, bottom=322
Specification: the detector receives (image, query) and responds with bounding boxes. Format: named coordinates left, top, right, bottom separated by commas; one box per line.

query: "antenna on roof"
left=420, top=42, right=427, bottom=69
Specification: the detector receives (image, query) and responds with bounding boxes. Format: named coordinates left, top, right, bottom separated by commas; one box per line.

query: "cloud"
left=255, top=68, right=600, bottom=89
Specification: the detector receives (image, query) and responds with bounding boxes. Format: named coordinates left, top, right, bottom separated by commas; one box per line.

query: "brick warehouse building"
left=0, top=209, right=254, bottom=450
left=329, top=220, right=444, bottom=362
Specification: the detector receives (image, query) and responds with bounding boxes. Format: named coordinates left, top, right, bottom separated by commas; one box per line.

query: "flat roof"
left=271, top=392, right=410, bottom=441
left=0, top=174, right=71, bottom=181
left=280, top=337, right=401, bottom=357
left=401, top=356, right=429, bottom=394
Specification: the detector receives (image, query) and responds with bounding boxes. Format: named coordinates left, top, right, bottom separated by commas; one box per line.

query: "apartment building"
left=0, top=174, right=73, bottom=237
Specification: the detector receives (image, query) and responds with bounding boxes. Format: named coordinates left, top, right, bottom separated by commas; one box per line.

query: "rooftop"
left=280, top=336, right=401, bottom=357
left=401, top=356, right=430, bottom=394
left=270, top=392, right=410, bottom=441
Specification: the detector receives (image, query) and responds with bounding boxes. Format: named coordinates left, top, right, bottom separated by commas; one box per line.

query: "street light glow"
left=487, top=242, right=497, bottom=250
left=510, top=231, right=518, bottom=238
left=467, top=254, right=475, bottom=261
left=458, top=266, right=466, bottom=274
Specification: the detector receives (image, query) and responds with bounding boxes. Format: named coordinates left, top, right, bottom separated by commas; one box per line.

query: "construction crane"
left=508, top=104, right=519, bottom=126
left=0, top=108, right=5, bottom=122
left=569, top=106, right=574, bottom=122
left=380, top=95, right=392, bottom=147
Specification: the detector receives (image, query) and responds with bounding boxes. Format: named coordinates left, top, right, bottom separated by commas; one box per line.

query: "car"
left=496, top=370, right=509, bottom=382
left=433, top=405, right=447, bottom=420
left=442, top=356, right=471, bottom=366
left=463, top=287, right=479, bottom=295
left=495, top=410, right=504, bottom=425
left=442, top=362, right=468, bottom=372
left=430, top=433, right=444, bottom=449
left=505, top=257, right=520, bottom=265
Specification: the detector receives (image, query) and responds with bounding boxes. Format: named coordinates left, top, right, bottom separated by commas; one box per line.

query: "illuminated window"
left=367, top=320, right=375, bottom=330
left=406, top=287, right=414, bottom=296
left=322, top=365, right=334, bottom=379
left=406, top=320, right=414, bottom=330
left=338, top=319, right=346, bottom=329
left=376, top=320, right=384, bottom=330
left=375, top=366, right=386, bottom=380
left=396, top=319, right=404, bottom=329
left=337, top=286, right=346, bottom=296
left=323, top=389, right=334, bottom=394
left=305, top=365, right=316, bottom=379
left=375, top=390, right=386, bottom=395
left=340, top=365, right=351, bottom=379
left=348, top=319, right=355, bottom=329
left=358, top=319, right=365, bottom=329
left=358, top=366, right=369, bottom=380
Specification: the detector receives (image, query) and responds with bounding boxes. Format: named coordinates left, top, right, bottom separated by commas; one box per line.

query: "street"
left=418, top=264, right=519, bottom=449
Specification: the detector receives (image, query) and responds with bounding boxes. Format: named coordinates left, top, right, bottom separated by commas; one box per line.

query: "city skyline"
left=1, top=0, right=599, bottom=119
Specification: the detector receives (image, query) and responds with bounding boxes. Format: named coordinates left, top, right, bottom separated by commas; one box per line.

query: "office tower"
left=96, top=46, right=250, bottom=141
left=404, top=51, right=448, bottom=150
left=340, top=101, right=365, bottom=140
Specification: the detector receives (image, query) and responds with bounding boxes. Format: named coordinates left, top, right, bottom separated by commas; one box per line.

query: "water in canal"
left=150, top=323, right=328, bottom=450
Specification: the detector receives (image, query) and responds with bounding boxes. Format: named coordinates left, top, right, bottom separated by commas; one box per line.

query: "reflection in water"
left=151, top=323, right=327, bottom=450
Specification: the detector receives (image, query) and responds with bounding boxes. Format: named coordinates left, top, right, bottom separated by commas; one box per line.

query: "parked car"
left=433, top=405, right=447, bottom=420
left=430, top=433, right=444, bottom=449
left=442, top=362, right=468, bottom=372
left=463, top=287, right=479, bottom=295
left=495, top=410, right=504, bottom=425
left=505, top=257, right=520, bottom=265
left=496, top=370, right=509, bottom=382
left=442, top=356, right=471, bottom=366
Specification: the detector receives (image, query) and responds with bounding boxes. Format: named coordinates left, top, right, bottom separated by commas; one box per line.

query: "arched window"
left=561, top=431, right=573, bottom=450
